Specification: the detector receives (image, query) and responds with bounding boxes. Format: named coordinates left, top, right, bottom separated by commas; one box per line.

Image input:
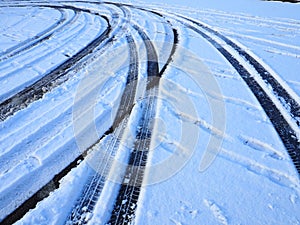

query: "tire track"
left=0, top=4, right=126, bottom=223
left=107, top=21, right=178, bottom=224
left=66, top=7, right=179, bottom=224
left=66, top=33, right=139, bottom=225
left=0, top=9, right=94, bottom=103
left=188, top=17, right=300, bottom=126
left=0, top=10, right=99, bottom=173
left=174, top=16, right=300, bottom=175
left=131, top=5, right=300, bottom=125
left=0, top=6, right=112, bottom=122
left=61, top=5, right=177, bottom=224
left=0, top=2, right=134, bottom=223
left=106, top=23, right=159, bottom=225
left=0, top=7, right=74, bottom=62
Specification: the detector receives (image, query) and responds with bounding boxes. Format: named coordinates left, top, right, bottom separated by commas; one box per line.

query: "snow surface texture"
left=0, top=0, right=299, bottom=224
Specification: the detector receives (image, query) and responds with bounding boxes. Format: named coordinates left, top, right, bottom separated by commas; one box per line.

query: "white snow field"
left=0, top=0, right=299, bottom=224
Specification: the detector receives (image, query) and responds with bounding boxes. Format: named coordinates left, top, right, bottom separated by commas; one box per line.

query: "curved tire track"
left=174, top=15, right=300, bottom=175
left=184, top=16, right=300, bottom=126
left=0, top=9, right=112, bottom=122
left=1, top=5, right=178, bottom=224
left=66, top=33, right=139, bottom=225
left=107, top=23, right=159, bottom=225
left=0, top=3, right=122, bottom=223
left=0, top=7, right=75, bottom=62
left=107, top=20, right=178, bottom=224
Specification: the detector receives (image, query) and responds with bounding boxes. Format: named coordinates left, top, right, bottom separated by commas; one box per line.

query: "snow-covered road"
left=0, top=0, right=300, bottom=224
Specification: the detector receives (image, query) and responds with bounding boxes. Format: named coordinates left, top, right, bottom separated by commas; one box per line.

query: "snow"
left=0, top=0, right=299, bottom=224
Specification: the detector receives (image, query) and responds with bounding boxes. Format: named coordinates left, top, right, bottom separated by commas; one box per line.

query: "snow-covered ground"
left=0, top=0, right=299, bottom=224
